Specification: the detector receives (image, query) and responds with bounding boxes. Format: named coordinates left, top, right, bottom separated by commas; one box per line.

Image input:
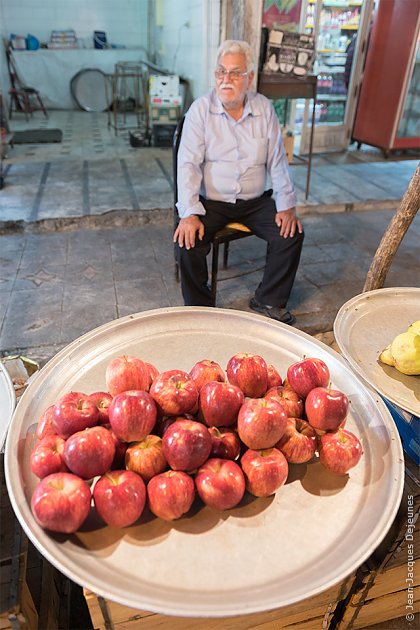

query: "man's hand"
left=173, top=216, right=205, bottom=249
left=275, top=207, right=303, bottom=238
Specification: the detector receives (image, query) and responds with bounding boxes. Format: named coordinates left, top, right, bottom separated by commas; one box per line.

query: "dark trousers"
left=176, top=193, right=304, bottom=307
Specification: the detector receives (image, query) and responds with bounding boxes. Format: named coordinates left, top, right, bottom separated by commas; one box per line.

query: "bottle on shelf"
left=327, top=74, right=333, bottom=93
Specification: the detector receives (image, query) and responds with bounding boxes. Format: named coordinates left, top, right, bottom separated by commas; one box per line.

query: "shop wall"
left=0, top=0, right=149, bottom=104
left=153, top=0, right=221, bottom=101
left=0, top=0, right=221, bottom=114
left=0, top=0, right=149, bottom=49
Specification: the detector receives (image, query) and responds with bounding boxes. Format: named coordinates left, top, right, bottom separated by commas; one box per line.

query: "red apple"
left=198, top=381, right=244, bottom=427
left=286, top=358, right=330, bottom=399
left=149, top=370, right=198, bottom=416
left=237, top=398, right=288, bottom=450
left=108, top=429, right=128, bottom=469
left=36, top=405, right=56, bottom=440
left=93, top=470, right=146, bottom=528
left=305, top=387, right=349, bottom=432
left=275, top=418, right=317, bottom=464
left=31, top=472, right=91, bottom=533
left=195, top=458, right=245, bottom=510
left=155, top=414, right=196, bottom=437
left=208, top=426, right=241, bottom=460
left=241, top=448, right=289, bottom=497
left=63, top=426, right=116, bottom=480
left=226, top=353, right=268, bottom=398
left=53, top=392, right=99, bottom=439
left=30, top=434, right=68, bottom=478
left=147, top=470, right=195, bottom=520
left=155, top=416, right=177, bottom=437
left=319, top=428, right=363, bottom=475
left=267, top=364, right=282, bottom=389
left=189, top=359, right=225, bottom=391
left=88, top=391, right=113, bottom=425
left=125, top=435, right=168, bottom=481
left=264, top=385, right=304, bottom=418
left=144, top=361, right=160, bottom=391
left=105, top=355, right=149, bottom=397
left=162, top=418, right=212, bottom=471
left=108, top=390, right=157, bottom=442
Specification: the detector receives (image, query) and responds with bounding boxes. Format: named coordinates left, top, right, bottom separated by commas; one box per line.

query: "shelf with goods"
left=396, top=47, right=420, bottom=142
left=305, top=0, right=363, bottom=127
left=307, top=0, right=362, bottom=7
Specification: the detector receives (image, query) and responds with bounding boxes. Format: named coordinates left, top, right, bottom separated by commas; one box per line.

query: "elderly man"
left=174, top=39, right=303, bottom=325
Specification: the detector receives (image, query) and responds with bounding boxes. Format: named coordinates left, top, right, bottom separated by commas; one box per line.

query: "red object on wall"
left=352, top=0, right=420, bottom=152
left=262, top=0, right=303, bottom=30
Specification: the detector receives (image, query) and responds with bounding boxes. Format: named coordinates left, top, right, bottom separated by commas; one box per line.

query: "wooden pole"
left=363, top=163, right=420, bottom=293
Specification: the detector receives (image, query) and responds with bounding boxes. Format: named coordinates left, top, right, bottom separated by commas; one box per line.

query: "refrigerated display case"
left=352, top=0, right=420, bottom=155
left=299, top=0, right=374, bottom=153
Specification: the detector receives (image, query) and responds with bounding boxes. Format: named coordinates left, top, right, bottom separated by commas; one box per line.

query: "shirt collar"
left=209, top=89, right=263, bottom=118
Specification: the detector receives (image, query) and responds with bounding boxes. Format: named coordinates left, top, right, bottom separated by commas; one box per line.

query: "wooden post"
left=363, top=163, right=420, bottom=292
left=220, top=0, right=263, bottom=92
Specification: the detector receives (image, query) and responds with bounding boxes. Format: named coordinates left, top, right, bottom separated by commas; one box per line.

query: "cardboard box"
left=84, top=573, right=355, bottom=630
left=282, top=127, right=294, bottom=163
left=339, top=455, right=420, bottom=628
left=0, top=457, right=38, bottom=630
left=149, top=75, right=180, bottom=98
left=150, top=105, right=180, bottom=124
left=152, top=124, right=177, bottom=147
left=150, top=96, right=182, bottom=107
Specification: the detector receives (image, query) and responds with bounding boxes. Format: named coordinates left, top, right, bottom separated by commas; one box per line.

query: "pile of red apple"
left=29, top=353, right=363, bottom=534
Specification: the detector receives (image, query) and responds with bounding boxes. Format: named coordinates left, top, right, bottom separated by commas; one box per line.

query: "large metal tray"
left=5, top=307, right=404, bottom=617
left=0, top=361, right=16, bottom=450
left=334, top=288, right=420, bottom=416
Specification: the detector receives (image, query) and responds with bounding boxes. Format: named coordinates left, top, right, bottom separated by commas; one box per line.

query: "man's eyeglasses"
left=215, top=68, right=248, bottom=81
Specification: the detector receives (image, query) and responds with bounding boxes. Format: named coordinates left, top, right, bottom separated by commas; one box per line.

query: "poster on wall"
left=263, top=29, right=315, bottom=77
left=262, top=0, right=303, bottom=32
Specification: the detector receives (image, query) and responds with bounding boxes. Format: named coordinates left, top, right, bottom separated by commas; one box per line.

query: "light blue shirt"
left=176, top=89, right=297, bottom=219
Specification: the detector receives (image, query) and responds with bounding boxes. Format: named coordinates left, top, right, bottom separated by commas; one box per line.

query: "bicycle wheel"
left=70, top=68, right=112, bottom=112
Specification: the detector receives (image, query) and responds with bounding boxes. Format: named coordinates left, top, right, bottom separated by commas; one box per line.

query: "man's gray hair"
left=216, top=40, right=255, bottom=72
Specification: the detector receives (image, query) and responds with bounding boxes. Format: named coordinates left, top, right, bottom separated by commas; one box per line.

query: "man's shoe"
left=249, top=297, right=296, bottom=326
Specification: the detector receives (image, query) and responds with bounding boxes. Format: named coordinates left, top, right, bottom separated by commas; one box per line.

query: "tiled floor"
left=5, top=109, right=418, bottom=165
left=1, top=208, right=419, bottom=365
left=1, top=111, right=419, bottom=630
left=2, top=110, right=174, bottom=221
left=5, top=109, right=147, bottom=161
left=1, top=110, right=418, bottom=225
left=1, top=109, right=419, bottom=364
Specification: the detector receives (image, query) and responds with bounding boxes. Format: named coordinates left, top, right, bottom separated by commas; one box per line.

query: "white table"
left=11, top=49, right=149, bottom=109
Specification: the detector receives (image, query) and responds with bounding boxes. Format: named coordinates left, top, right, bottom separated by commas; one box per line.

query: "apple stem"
left=49, top=479, right=64, bottom=491
left=106, top=472, right=119, bottom=486
left=337, top=430, right=348, bottom=444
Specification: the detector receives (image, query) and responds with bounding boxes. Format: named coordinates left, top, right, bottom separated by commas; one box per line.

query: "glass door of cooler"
left=396, top=39, right=420, bottom=145
left=299, top=0, right=374, bottom=153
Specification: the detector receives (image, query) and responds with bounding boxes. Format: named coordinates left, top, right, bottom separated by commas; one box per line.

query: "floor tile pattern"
left=1, top=209, right=419, bottom=365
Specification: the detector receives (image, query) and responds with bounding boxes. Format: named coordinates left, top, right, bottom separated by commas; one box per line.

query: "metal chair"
left=173, top=116, right=255, bottom=305
left=5, top=43, right=48, bottom=120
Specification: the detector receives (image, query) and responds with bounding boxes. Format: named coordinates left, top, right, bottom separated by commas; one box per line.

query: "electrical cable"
left=172, top=23, right=189, bottom=74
